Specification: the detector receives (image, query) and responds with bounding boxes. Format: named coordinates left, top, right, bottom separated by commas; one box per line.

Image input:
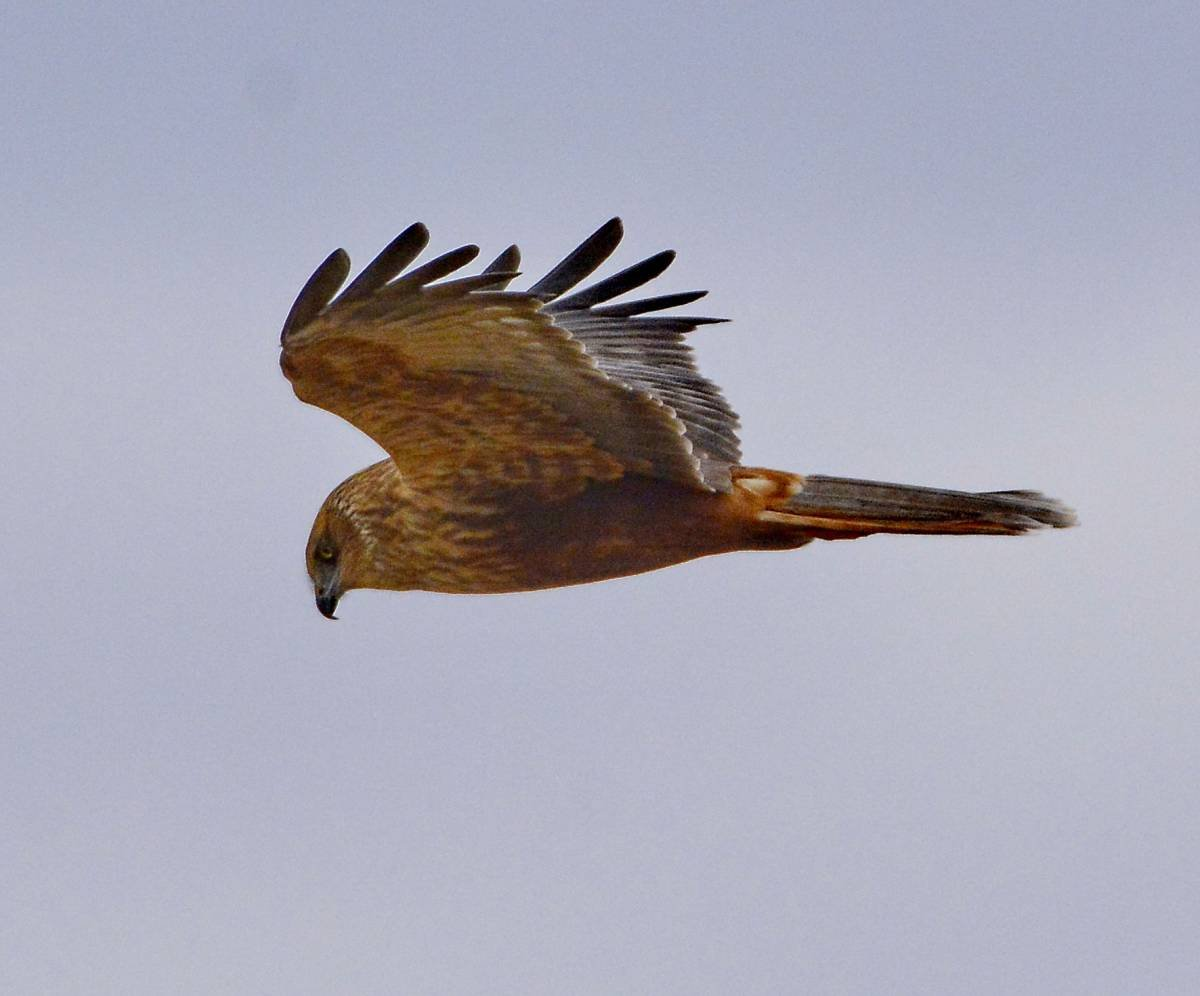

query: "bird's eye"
left=315, top=547, right=336, bottom=562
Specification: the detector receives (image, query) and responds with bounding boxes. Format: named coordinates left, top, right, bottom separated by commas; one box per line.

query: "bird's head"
left=305, top=499, right=372, bottom=620
left=303, top=461, right=423, bottom=617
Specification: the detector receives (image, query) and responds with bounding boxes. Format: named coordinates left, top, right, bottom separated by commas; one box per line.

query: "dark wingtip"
left=334, top=223, right=431, bottom=305
left=280, top=248, right=351, bottom=344
left=589, top=289, right=710, bottom=317
left=594, top=217, right=624, bottom=253
left=488, top=244, right=521, bottom=270
left=549, top=248, right=678, bottom=312
left=528, top=218, right=626, bottom=299
left=481, top=245, right=522, bottom=288
left=423, top=270, right=523, bottom=297
left=384, top=244, right=481, bottom=291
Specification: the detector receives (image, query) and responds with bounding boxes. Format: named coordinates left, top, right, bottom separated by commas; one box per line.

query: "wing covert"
left=280, top=219, right=740, bottom=498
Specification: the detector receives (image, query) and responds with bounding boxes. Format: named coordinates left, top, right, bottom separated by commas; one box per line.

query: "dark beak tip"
left=315, top=592, right=340, bottom=619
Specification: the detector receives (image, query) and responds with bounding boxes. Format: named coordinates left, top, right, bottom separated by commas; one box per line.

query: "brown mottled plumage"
left=281, top=219, right=1075, bottom=618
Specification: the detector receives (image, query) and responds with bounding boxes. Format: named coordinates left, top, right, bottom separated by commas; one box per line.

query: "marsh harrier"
left=280, top=220, right=1074, bottom=617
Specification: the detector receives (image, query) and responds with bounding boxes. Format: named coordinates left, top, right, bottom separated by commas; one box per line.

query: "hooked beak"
left=314, top=584, right=341, bottom=620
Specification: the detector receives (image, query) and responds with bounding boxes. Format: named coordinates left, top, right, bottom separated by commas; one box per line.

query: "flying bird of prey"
left=280, top=219, right=1074, bottom=618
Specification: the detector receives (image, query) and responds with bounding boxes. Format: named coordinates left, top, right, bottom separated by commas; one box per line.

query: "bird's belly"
left=414, top=477, right=746, bottom=594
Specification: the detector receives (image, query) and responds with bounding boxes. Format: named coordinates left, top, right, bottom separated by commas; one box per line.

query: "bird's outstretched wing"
left=280, top=219, right=741, bottom=500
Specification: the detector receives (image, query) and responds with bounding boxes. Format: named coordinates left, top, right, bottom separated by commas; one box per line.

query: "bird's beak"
left=315, top=585, right=341, bottom=620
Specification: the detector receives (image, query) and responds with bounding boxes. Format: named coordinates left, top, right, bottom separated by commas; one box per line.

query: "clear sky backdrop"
left=3, top=3, right=1198, bottom=993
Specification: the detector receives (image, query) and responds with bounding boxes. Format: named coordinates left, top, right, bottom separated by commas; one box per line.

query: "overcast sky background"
left=3, top=3, right=1197, bottom=993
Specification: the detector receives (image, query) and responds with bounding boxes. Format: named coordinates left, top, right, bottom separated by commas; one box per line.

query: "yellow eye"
left=315, top=547, right=336, bottom=562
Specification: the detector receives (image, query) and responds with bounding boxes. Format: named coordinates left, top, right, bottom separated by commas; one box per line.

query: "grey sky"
left=3, top=2, right=1198, bottom=993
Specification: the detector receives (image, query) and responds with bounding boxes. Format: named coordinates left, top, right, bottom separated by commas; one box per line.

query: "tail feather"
left=736, top=468, right=1076, bottom=539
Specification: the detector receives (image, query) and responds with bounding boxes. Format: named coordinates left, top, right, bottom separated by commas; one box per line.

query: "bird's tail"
left=734, top=467, right=1076, bottom=540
